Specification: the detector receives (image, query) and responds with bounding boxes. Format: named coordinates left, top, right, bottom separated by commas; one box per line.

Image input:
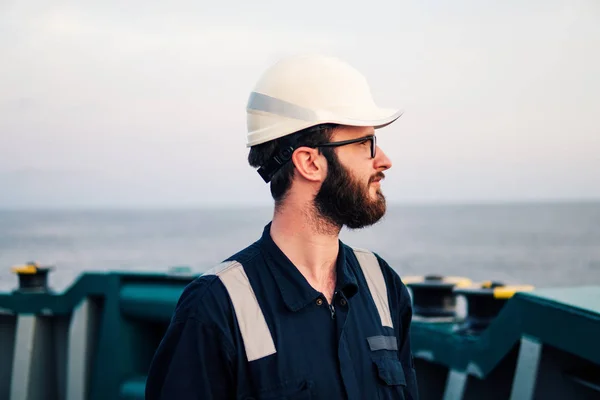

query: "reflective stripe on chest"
left=208, top=248, right=392, bottom=362
left=204, top=261, right=276, bottom=362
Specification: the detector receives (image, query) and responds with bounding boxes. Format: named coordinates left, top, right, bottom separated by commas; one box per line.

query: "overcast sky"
left=1, top=0, right=598, bottom=209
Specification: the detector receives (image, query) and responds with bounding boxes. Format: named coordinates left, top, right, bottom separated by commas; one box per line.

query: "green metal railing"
left=411, top=286, right=600, bottom=399
left=0, top=270, right=192, bottom=400
left=1, top=267, right=599, bottom=400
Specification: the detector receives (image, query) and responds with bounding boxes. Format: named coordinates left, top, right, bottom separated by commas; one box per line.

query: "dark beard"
left=313, top=152, right=387, bottom=230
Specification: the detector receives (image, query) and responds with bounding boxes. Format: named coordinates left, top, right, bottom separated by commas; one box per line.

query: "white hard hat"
left=246, top=54, right=403, bottom=147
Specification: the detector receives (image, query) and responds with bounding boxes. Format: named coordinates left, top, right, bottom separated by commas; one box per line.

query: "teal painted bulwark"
left=119, top=283, right=188, bottom=322
left=0, top=271, right=193, bottom=400
left=0, top=271, right=599, bottom=400
left=410, top=286, right=600, bottom=400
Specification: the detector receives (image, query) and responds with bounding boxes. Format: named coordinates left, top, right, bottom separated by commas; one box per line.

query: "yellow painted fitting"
left=493, top=285, right=535, bottom=299
left=11, top=263, right=39, bottom=274
left=445, top=277, right=473, bottom=287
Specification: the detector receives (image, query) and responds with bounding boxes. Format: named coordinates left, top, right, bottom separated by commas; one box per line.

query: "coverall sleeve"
left=145, top=274, right=238, bottom=400
left=145, top=314, right=235, bottom=400
left=396, top=282, right=419, bottom=400
left=375, top=255, right=420, bottom=400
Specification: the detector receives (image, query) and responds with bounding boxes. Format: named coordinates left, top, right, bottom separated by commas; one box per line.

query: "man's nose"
left=374, top=146, right=392, bottom=170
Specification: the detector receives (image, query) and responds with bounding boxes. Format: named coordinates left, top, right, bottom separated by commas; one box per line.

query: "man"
left=145, top=54, right=419, bottom=399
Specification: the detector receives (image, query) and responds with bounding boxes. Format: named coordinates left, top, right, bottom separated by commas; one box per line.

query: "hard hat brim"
left=246, top=92, right=403, bottom=147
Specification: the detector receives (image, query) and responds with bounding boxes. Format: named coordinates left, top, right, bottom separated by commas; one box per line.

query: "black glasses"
left=257, top=135, right=377, bottom=183
left=315, top=135, right=377, bottom=158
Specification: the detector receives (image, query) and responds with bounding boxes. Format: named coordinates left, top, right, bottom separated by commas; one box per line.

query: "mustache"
left=369, top=172, right=385, bottom=183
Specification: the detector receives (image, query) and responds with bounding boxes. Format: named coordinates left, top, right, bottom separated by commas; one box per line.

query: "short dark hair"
left=248, top=124, right=338, bottom=206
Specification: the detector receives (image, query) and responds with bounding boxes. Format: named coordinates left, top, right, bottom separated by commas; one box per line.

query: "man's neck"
left=270, top=203, right=341, bottom=303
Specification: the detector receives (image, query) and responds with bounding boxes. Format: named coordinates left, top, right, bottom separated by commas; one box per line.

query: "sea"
left=1, top=202, right=599, bottom=292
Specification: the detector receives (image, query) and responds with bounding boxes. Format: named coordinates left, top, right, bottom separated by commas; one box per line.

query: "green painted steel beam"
left=411, top=286, right=600, bottom=378
left=524, top=286, right=600, bottom=316
left=119, top=283, right=188, bottom=322
left=0, top=273, right=111, bottom=315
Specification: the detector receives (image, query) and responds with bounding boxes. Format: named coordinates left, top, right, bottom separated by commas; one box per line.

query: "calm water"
left=1, top=202, right=599, bottom=292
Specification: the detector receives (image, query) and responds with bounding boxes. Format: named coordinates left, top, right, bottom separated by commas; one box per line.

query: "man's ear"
left=291, top=147, right=327, bottom=182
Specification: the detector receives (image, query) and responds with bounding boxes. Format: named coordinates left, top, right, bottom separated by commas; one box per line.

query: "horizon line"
left=1, top=197, right=599, bottom=212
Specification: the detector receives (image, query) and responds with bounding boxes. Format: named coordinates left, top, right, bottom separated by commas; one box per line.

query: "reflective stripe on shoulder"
left=204, top=261, right=276, bottom=362
left=352, top=248, right=394, bottom=329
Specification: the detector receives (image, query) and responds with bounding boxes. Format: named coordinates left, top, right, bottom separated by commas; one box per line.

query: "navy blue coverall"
left=145, top=223, right=419, bottom=399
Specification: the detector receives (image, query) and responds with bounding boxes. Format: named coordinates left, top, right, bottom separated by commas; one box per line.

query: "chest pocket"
left=373, top=357, right=408, bottom=400
left=243, top=379, right=313, bottom=400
